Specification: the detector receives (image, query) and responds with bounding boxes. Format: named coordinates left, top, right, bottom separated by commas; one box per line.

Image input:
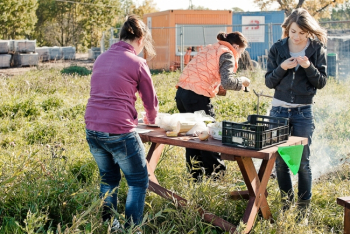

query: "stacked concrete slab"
left=88, top=47, right=101, bottom=60
left=35, top=47, right=50, bottom=61
left=5, top=40, right=39, bottom=67
left=0, top=40, right=11, bottom=68
left=0, top=39, right=78, bottom=68
left=13, top=53, right=39, bottom=66
left=49, top=47, right=62, bottom=60
left=61, top=46, right=76, bottom=60
left=11, top=40, right=36, bottom=53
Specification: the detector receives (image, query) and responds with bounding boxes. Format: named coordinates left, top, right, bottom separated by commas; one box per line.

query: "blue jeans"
left=270, top=106, right=314, bottom=201
left=85, top=129, right=148, bottom=227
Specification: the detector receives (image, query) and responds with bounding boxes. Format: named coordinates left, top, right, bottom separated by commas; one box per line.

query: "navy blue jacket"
left=265, top=37, right=327, bottom=104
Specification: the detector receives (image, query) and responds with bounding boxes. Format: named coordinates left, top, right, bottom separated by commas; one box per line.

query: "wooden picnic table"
left=136, top=125, right=308, bottom=233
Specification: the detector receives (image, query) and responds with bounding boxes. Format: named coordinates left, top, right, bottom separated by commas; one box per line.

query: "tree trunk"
left=296, top=0, right=306, bottom=8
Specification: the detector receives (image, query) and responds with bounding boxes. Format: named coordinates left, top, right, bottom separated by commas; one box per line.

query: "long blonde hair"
left=120, top=15, right=156, bottom=58
left=282, top=8, right=327, bottom=45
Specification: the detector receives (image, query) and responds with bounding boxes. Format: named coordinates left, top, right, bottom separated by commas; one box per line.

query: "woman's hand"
left=143, top=116, right=150, bottom=125
left=240, top=76, right=251, bottom=90
left=281, top=57, right=298, bottom=70
left=296, top=56, right=311, bottom=68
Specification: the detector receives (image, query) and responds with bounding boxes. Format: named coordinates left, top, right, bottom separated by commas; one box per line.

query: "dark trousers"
left=270, top=106, right=314, bottom=201
left=175, top=87, right=226, bottom=180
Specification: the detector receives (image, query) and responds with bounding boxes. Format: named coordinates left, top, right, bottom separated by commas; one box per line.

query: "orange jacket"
left=176, top=41, right=239, bottom=98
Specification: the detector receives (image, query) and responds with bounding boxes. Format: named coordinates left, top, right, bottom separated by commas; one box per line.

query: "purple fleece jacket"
left=85, top=41, right=158, bottom=134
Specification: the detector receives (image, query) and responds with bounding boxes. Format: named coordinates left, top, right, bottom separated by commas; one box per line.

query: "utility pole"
left=189, top=0, right=193, bottom=9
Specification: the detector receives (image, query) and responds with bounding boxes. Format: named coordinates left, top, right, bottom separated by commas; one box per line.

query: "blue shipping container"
left=232, top=11, right=285, bottom=61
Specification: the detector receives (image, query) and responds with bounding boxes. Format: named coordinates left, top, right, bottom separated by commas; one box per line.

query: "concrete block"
left=49, top=47, right=62, bottom=60
left=12, top=40, right=36, bottom=53
left=61, top=46, right=76, bottom=60
left=36, top=47, right=50, bottom=61
left=0, top=54, right=12, bottom=68
left=13, top=53, right=39, bottom=66
left=0, top=40, right=10, bottom=54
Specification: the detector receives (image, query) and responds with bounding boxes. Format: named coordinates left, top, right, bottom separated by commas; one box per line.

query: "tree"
left=253, top=0, right=346, bottom=18
left=115, top=0, right=158, bottom=28
left=33, top=0, right=121, bottom=51
left=79, top=0, right=121, bottom=49
left=34, top=0, right=78, bottom=47
left=130, top=0, right=159, bottom=17
left=327, top=2, right=350, bottom=20
left=188, top=5, right=210, bottom=10
left=232, top=7, right=244, bottom=12
left=0, top=0, right=38, bottom=39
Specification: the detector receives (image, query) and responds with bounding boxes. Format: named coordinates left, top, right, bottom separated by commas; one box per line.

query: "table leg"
left=345, top=207, right=350, bottom=234
left=146, top=143, right=165, bottom=185
left=145, top=143, right=237, bottom=233
left=235, top=154, right=277, bottom=233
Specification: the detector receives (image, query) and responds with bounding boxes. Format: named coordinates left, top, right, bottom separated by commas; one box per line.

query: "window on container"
left=175, top=25, right=227, bottom=55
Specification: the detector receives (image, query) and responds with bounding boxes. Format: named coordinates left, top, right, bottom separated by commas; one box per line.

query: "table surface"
left=136, top=125, right=308, bottom=160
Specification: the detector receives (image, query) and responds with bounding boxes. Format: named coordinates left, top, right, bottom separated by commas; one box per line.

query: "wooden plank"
left=146, top=143, right=165, bottom=185
left=236, top=156, right=274, bottom=233
left=345, top=207, right=350, bottom=234
left=136, top=125, right=307, bottom=160
left=337, top=197, right=350, bottom=209
left=229, top=190, right=250, bottom=200
left=337, top=197, right=350, bottom=234
left=251, top=154, right=276, bottom=221
left=146, top=143, right=165, bottom=172
left=148, top=181, right=236, bottom=233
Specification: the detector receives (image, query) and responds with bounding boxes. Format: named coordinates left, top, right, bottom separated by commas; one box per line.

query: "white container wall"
left=0, top=54, right=12, bottom=68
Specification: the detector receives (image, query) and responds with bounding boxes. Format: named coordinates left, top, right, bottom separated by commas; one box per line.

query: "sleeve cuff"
left=236, top=77, right=243, bottom=91
left=304, top=63, right=316, bottom=76
left=275, top=65, right=288, bottom=77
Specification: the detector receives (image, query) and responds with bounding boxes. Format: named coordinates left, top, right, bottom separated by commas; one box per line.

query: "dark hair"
left=120, top=15, right=156, bottom=58
left=217, top=31, right=248, bottom=49
left=282, top=8, right=327, bottom=45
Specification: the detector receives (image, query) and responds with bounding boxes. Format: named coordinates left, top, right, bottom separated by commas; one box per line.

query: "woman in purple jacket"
left=84, top=15, right=158, bottom=230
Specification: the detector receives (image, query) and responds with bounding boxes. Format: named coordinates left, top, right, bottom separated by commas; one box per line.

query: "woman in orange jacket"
left=175, top=31, right=251, bottom=181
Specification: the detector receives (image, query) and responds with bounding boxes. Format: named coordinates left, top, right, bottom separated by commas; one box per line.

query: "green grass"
left=61, top=66, right=92, bottom=76
left=0, top=67, right=349, bottom=233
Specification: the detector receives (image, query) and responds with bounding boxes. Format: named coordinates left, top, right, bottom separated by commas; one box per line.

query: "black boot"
left=296, top=199, right=311, bottom=224
left=281, top=192, right=294, bottom=211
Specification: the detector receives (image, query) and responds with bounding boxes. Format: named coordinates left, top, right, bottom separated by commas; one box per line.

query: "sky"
left=137, top=0, right=264, bottom=12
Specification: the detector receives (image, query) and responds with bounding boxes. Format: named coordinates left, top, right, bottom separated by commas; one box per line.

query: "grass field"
left=0, top=67, right=349, bottom=233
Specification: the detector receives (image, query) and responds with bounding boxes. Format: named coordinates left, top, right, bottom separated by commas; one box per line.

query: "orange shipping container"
left=143, top=10, right=232, bottom=70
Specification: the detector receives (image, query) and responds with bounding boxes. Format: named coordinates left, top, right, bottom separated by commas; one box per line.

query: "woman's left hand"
left=296, top=56, right=310, bottom=68
left=143, top=116, right=150, bottom=125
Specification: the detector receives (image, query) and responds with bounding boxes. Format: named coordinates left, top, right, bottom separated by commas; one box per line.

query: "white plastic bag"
left=186, top=121, right=208, bottom=136
left=158, top=110, right=215, bottom=131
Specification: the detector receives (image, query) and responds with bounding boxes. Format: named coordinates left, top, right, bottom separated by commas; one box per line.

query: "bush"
left=61, top=66, right=91, bottom=76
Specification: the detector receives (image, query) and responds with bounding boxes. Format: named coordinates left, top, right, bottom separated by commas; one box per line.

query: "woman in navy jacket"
left=265, top=8, right=327, bottom=215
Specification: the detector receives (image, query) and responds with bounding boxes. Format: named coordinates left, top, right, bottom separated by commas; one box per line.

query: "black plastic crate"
left=222, top=115, right=289, bottom=150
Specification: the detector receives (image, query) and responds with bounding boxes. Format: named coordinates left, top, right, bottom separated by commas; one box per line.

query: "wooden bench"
left=337, top=197, right=350, bottom=233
